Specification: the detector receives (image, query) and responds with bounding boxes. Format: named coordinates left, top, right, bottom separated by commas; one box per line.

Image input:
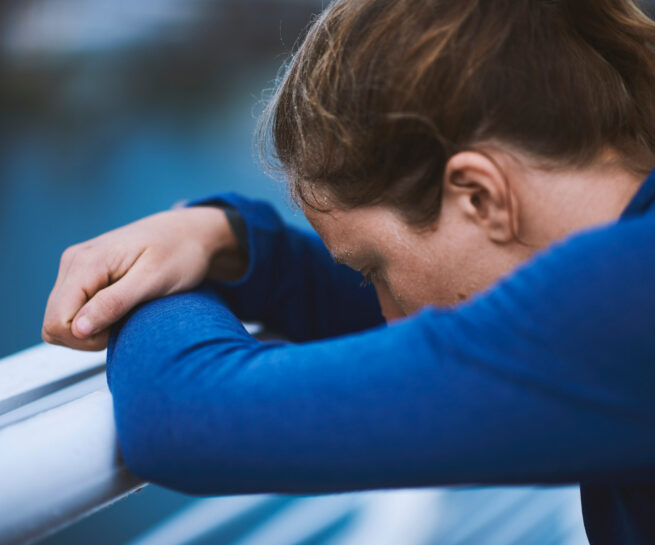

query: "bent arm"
left=107, top=217, right=655, bottom=496
left=187, top=193, right=384, bottom=341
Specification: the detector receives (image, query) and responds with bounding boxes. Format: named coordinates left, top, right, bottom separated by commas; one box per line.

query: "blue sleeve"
left=186, top=193, right=384, bottom=341
left=106, top=216, right=655, bottom=496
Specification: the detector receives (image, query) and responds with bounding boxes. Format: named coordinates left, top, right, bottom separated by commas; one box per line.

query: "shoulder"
left=417, top=215, right=655, bottom=406
left=474, top=214, right=655, bottom=323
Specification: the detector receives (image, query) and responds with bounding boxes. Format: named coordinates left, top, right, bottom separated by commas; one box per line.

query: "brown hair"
left=260, top=0, right=655, bottom=225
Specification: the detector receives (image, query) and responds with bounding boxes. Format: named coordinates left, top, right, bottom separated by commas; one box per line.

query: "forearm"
left=187, top=193, right=384, bottom=341
left=107, top=286, right=446, bottom=495
left=107, top=250, right=655, bottom=496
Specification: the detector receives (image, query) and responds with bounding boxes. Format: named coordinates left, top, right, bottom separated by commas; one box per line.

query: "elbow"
left=112, top=373, right=171, bottom=484
left=108, top=327, right=176, bottom=486
left=108, top=341, right=234, bottom=494
left=105, top=289, right=261, bottom=493
left=112, top=376, right=232, bottom=495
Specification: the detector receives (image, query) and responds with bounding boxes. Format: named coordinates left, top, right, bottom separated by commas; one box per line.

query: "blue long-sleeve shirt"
left=107, top=169, right=655, bottom=545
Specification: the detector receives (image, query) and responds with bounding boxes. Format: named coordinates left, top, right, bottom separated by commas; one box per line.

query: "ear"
left=443, top=151, right=518, bottom=243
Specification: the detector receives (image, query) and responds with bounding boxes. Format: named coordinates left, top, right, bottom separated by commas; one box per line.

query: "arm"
left=187, top=193, right=384, bottom=341
left=107, top=216, right=655, bottom=496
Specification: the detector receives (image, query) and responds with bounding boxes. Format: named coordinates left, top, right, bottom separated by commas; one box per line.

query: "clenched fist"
left=42, top=206, right=247, bottom=351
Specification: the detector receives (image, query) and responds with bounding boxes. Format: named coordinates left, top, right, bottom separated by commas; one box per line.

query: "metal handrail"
left=0, top=344, right=143, bottom=545
left=0, top=341, right=588, bottom=545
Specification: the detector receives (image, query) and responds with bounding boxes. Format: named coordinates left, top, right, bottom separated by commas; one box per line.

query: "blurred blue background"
left=0, top=0, right=320, bottom=361
left=5, top=1, right=653, bottom=543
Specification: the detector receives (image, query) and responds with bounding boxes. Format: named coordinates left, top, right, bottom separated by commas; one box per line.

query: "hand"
left=42, top=206, right=246, bottom=351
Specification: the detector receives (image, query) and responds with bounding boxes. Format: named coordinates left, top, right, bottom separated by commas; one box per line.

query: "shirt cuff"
left=183, top=197, right=249, bottom=257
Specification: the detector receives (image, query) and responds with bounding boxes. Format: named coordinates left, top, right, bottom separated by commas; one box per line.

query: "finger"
left=42, top=244, right=81, bottom=324
left=49, top=246, right=76, bottom=294
left=71, top=256, right=166, bottom=339
left=42, top=327, right=110, bottom=352
left=43, top=254, right=114, bottom=345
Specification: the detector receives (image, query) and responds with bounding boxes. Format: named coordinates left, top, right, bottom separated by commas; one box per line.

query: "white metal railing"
left=0, top=340, right=589, bottom=545
left=0, top=340, right=443, bottom=545
left=0, top=343, right=143, bottom=545
left=0, top=323, right=261, bottom=545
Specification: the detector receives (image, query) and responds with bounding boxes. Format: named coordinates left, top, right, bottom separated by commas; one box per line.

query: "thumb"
left=72, top=265, right=159, bottom=338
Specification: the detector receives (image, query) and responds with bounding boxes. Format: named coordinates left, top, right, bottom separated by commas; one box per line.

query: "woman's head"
left=261, top=0, right=655, bottom=317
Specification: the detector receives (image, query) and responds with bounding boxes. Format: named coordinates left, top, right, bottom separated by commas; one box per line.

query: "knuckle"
left=61, top=240, right=96, bottom=265
left=60, top=244, right=79, bottom=264
left=42, top=312, right=73, bottom=342
left=41, top=327, right=54, bottom=343
left=41, top=318, right=58, bottom=339
left=41, top=327, right=62, bottom=346
left=43, top=308, right=61, bottom=328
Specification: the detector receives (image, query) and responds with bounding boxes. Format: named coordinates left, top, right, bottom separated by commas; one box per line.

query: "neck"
left=517, top=157, right=645, bottom=248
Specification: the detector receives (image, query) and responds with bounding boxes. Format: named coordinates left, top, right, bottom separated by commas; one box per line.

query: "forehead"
left=302, top=201, right=411, bottom=263
left=303, top=205, right=357, bottom=256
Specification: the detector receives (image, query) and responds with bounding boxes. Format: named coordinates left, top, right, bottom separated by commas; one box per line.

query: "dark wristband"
left=222, top=207, right=249, bottom=256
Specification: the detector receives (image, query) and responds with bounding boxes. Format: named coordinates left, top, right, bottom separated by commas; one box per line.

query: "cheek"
left=383, top=256, right=471, bottom=311
left=384, top=275, right=435, bottom=314
left=374, top=269, right=432, bottom=318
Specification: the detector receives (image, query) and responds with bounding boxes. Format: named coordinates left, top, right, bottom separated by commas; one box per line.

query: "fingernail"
left=76, top=315, right=94, bottom=336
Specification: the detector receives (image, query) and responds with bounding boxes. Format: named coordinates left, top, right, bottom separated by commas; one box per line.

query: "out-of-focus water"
left=0, top=66, right=307, bottom=359
left=1, top=61, right=317, bottom=545
left=0, top=4, right=321, bottom=543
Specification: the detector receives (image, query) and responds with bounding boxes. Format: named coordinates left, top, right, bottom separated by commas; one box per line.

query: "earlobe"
left=444, top=150, right=517, bottom=244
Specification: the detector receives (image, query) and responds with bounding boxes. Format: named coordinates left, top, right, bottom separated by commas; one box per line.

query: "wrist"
left=189, top=205, right=249, bottom=282
left=197, top=206, right=240, bottom=254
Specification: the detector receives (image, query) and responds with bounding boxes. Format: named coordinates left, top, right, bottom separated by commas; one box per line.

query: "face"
left=303, top=194, right=525, bottom=322
left=301, top=149, right=544, bottom=322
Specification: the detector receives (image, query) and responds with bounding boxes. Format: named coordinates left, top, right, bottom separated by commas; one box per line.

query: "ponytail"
left=560, top=0, right=655, bottom=173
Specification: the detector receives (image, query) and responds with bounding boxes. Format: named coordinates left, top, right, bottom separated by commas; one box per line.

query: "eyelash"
left=360, top=270, right=377, bottom=287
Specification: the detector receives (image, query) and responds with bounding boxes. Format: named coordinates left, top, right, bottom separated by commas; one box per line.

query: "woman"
left=42, top=0, right=655, bottom=543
